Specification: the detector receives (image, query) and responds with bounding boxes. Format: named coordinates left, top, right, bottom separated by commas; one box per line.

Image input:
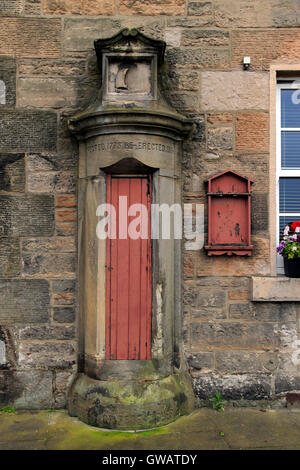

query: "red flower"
left=291, top=221, right=300, bottom=232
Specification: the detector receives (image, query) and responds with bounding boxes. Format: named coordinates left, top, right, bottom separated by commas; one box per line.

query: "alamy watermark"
left=96, top=198, right=204, bottom=250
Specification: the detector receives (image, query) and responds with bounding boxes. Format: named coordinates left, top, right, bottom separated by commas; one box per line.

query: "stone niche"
left=67, top=29, right=194, bottom=430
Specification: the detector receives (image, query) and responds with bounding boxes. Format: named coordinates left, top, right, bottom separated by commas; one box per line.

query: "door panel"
left=105, top=176, right=152, bottom=360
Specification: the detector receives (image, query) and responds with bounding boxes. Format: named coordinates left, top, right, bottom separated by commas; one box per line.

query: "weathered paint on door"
left=105, top=176, right=152, bottom=360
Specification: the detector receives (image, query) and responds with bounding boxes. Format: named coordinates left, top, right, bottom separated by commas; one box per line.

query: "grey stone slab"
left=0, top=370, right=53, bottom=408
left=0, top=237, right=20, bottom=277
left=192, top=374, right=272, bottom=400
left=0, top=194, right=54, bottom=237
left=0, top=109, right=57, bottom=152
left=0, top=279, right=50, bottom=323
left=53, top=307, right=75, bottom=323
left=0, top=0, right=23, bottom=15
left=19, top=342, right=76, bottom=369
left=19, top=325, right=75, bottom=340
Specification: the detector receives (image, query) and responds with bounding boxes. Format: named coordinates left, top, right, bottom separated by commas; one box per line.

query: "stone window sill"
left=251, top=276, right=300, bottom=301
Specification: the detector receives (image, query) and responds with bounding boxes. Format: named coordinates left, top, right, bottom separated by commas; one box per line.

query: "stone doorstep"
left=251, top=276, right=300, bottom=302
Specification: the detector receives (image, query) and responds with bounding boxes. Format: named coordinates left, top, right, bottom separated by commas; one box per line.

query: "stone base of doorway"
left=67, top=372, right=195, bottom=430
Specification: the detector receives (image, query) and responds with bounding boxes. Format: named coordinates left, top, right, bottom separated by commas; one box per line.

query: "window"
left=277, top=80, right=300, bottom=273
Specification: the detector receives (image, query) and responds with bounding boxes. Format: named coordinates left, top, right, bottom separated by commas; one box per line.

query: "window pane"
left=279, top=215, right=300, bottom=236
left=281, top=89, right=300, bottom=127
left=279, top=178, right=300, bottom=213
left=281, top=131, right=300, bottom=168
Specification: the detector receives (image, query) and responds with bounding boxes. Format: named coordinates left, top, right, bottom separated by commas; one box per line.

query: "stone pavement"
left=0, top=407, right=299, bottom=450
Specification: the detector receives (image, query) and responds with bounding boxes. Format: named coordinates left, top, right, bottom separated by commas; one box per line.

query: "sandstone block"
left=18, top=59, right=86, bottom=77
left=191, top=322, right=279, bottom=350
left=228, top=289, right=249, bottom=300
left=196, top=291, right=226, bottom=308
left=165, top=29, right=181, bottom=47
left=164, top=68, right=201, bottom=92
left=44, top=0, right=115, bottom=15
left=207, top=113, right=233, bottom=125
left=193, top=153, right=269, bottom=195
left=232, top=29, right=300, bottom=70
left=63, top=18, right=122, bottom=54
left=229, top=303, right=253, bottom=320
left=24, top=0, right=42, bottom=15
left=27, top=172, right=75, bottom=193
left=167, top=17, right=213, bottom=27
left=215, top=351, right=278, bottom=374
left=184, top=284, right=226, bottom=308
left=236, top=112, right=269, bottom=152
left=22, top=237, right=75, bottom=253
left=252, top=277, right=300, bottom=302
left=18, top=78, right=78, bottom=109
left=56, top=222, right=76, bottom=237
left=52, top=279, right=75, bottom=306
left=0, top=18, right=61, bottom=58
left=207, top=127, right=233, bottom=152
left=187, top=1, right=212, bottom=16
left=119, top=0, right=185, bottom=15
left=195, top=277, right=250, bottom=288
left=213, top=0, right=272, bottom=28
left=166, top=48, right=230, bottom=69
left=184, top=253, right=195, bottom=279
left=0, top=279, right=50, bottom=324
left=272, top=2, right=300, bottom=27
left=167, top=93, right=201, bottom=116
left=253, top=302, right=297, bottom=323
left=191, top=307, right=226, bottom=320
left=56, top=209, right=76, bottom=223
left=196, top=237, right=270, bottom=277
left=56, top=195, right=76, bottom=208
left=182, top=29, right=229, bottom=47
left=27, top=154, right=77, bottom=172
left=201, top=72, right=269, bottom=111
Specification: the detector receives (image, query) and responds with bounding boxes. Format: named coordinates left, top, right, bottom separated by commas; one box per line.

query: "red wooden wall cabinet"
left=205, top=170, right=254, bottom=256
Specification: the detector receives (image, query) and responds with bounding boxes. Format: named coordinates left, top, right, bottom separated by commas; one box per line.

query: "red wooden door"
left=105, top=176, right=152, bottom=360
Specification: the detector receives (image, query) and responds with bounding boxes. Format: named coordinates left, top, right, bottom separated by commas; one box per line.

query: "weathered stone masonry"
left=0, top=0, right=300, bottom=409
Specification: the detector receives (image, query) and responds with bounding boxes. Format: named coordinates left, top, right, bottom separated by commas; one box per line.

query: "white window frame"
left=276, top=80, right=300, bottom=274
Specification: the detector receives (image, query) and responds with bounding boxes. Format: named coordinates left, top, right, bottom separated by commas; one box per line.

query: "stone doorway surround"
left=66, top=29, right=195, bottom=429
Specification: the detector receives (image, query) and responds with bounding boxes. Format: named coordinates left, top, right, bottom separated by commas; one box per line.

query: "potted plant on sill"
left=277, top=221, right=300, bottom=278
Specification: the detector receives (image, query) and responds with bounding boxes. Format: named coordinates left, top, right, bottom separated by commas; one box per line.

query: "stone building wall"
left=0, top=0, right=300, bottom=408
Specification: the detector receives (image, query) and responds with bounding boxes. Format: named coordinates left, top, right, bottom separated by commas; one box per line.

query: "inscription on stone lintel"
left=87, top=140, right=174, bottom=155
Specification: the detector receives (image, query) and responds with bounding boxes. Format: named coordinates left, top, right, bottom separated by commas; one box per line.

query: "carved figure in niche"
left=116, top=65, right=129, bottom=91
